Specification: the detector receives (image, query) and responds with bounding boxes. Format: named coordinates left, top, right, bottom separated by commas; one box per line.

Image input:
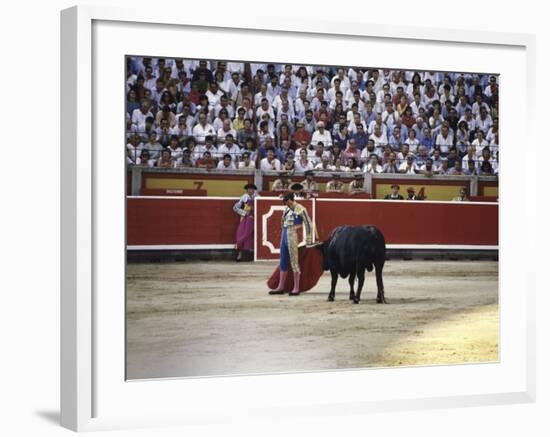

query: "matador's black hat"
left=243, top=183, right=257, bottom=190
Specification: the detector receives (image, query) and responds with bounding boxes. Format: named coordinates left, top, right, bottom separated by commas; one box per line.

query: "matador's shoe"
left=269, top=270, right=288, bottom=294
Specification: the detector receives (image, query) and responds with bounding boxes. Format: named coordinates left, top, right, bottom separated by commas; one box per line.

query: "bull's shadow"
left=318, top=225, right=387, bottom=304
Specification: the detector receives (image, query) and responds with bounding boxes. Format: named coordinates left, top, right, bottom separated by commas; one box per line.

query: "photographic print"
left=125, top=57, right=498, bottom=380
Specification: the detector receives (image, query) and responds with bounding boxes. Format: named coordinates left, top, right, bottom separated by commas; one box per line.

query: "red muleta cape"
left=266, top=245, right=325, bottom=292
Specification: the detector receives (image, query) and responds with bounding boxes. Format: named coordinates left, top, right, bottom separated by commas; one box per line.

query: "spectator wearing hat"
left=326, top=174, right=345, bottom=193
left=301, top=170, right=319, bottom=198
left=290, top=182, right=307, bottom=200
left=311, top=121, right=333, bottom=150
left=348, top=174, right=365, bottom=195
left=405, top=187, right=418, bottom=200
left=384, top=184, right=404, bottom=200
left=233, top=183, right=259, bottom=261
left=217, top=154, right=236, bottom=170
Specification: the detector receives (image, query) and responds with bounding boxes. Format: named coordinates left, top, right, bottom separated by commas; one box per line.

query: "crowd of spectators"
left=126, top=57, right=499, bottom=176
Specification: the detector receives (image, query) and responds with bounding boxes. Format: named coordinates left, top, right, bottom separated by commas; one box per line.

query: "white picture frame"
left=60, top=5, right=536, bottom=432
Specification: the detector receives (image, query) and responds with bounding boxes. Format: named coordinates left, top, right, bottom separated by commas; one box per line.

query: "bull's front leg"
left=348, top=272, right=357, bottom=303
left=328, top=269, right=338, bottom=302
left=375, top=265, right=387, bottom=303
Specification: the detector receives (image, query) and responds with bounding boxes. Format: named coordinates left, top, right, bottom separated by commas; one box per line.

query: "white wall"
left=0, top=1, right=547, bottom=436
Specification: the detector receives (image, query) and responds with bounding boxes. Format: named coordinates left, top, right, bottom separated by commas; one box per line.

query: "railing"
left=127, top=166, right=498, bottom=200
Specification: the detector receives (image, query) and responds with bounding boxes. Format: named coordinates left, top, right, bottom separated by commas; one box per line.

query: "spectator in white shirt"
left=126, top=133, right=144, bottom=164
left=471, top=94, right=490, bottom=116
left=369, top=124, right=388, bottom=151
left=217, top=134, right=241, bottom=163
left=193, top=135, right=219, bottom=161
left=260, top=148, right=282, bottom=172
left=217, top=154, right=237, bottom=171
left=311, top=121, right=333, bottom=150
left=472, top=130, right=489, bottom=157
left=294, top=149, right=314, bottom=174
left=399, top=154, right=419, bottom=174
left=435, top=125, right=454, bottom=155
left=131, top=100, right=153, bottom=133
left=167, top=136, right=183, bottom=165
left=364, top=154, right=383, bottom=174
left=404, top=129, right=420, bottom=153
left=213, top=95, right=235, bottom=119
left=238, top=152, right=256, bottom=170
left=226, top=72, right=243, bottom=100
left=192, top=113, right=216, bottom=144
left=170, top=117, right=192, bottom=138
left=475, top=108, right=493, bottom=135
left=217, top=119, right=237, bottom=142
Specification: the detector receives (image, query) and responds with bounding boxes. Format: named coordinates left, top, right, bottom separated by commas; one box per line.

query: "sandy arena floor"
left=126, top=260, right=498, bottom=380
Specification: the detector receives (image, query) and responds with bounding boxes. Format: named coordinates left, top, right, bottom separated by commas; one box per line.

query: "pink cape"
left=267, top=246, right=325, bottom=292
left=235, top=216, right=254, bottom=251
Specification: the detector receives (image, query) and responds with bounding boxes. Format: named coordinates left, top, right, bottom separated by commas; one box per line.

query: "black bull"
left=318, top=225, right=387, bottom=304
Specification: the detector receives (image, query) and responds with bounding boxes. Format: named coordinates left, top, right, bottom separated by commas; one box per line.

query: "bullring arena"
left=125, top=59, right=499, bottom=380
left=126, top=190, right=498, bottom=380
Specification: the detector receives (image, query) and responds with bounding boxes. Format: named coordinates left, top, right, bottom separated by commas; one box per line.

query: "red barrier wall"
left=127, top=197, right=498, bottom=256
left=127, top=198, right=239, bottom=245
left=255, top=198, right=498, bottom=259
